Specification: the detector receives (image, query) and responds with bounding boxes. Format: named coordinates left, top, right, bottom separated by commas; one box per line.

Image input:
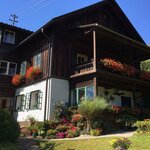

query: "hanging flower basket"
left=26, top=67, right=42, bottom=80
left=12, top=74, right=25, bottom=86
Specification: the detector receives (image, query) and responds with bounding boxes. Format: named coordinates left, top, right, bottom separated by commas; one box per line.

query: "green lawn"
left=0, top=142, right=18, bottom=150
left=39, top=135, right=150, bottom=150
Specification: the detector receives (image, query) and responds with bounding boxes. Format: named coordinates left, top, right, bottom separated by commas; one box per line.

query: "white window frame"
left=3, top=30, right=15, bottom=44
left=0, top=60, right=17, bottom=76
left=20, top=61, right=27, bottom=75
left=33, top=53, right=41, bottom=68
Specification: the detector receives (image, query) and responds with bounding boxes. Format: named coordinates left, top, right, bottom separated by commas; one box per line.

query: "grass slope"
left=39, top=135, right=150, bottom=150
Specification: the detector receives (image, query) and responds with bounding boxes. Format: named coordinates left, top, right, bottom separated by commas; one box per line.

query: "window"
left=20, top=61, right=27, bottom=75
left=33, top=53, right=41, bottom=68
left=3, top=30, right=15, bottom=44
left=77, top=53, right=88, bottom=65
left=0, top=60, right=17, bottom=76
left=29, top=90, right=42, bottom=110
left=15, top=95, right=25, bottom=111
left=76, top=86, right=94, bottom=104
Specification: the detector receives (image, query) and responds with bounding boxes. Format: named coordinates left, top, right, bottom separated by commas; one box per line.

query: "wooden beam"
left=93, top=30, right=97, bottom=71
left=94, top=77, right=97, bottom=97
left=132, top=83, right=136, bottom=108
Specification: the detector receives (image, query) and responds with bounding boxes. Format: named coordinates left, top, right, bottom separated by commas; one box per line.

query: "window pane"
left=0, top=61, right=7, bottom=68
left=34, top=54, right=41, bottom=67
left=86, top=86, right=94, bottom=100
left=8, top=63, right=16, bottom=76
left=20, top=61, right=27, bottom=75
left=9, top=63, right=16, bottom=68
left=30, top=91, right=39, bottom=109
left=0, top=61, right=7, bottom=75
left=16, top=96, right=23, bottom=111
left=78, top=88, right=85, bottom=104
left=3, top=31, right=15, bottom=44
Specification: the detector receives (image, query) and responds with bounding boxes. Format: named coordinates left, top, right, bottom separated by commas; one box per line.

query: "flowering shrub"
left=110, top=137, right=131, bottom=150
left=57, top=132, right=65, bottom=138
left=66, top=127, right=79, bottom=138
left=140, top=71, right=150, bottom=81
left=71, top=114, right=83, bottom=123
left=90, top=128, right=102, bottom=136
left=112, top=106, right=122, bottom=114
left=26, top=67, right=42, bottom=80
left=12, top=74, right=25, bottom=86
left=46, top=129, right=57, bottom=139
left=56, top=124, right=68, bottom=132
left=135, top=120, right=150, bottom=134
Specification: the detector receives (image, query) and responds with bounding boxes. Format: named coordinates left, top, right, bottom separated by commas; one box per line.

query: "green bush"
left=0, top=109, right=20, bottom=142
left=78, top=97, right=108, bottom=132
left=135, top=120, right=150, bottom=134
left=90, top=128, right=102, bottom=136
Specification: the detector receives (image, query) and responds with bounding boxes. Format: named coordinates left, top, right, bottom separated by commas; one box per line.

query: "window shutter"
left=26, top=93, right=30, bottom=111
left=21, top=95, right=26, bottom=111
left=37, top=91, right=43, bottom=109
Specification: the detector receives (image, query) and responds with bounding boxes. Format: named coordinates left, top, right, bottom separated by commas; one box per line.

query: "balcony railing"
left=70, top=60, right=94, bottom=77
left=70, top=59, right=150, bottom=83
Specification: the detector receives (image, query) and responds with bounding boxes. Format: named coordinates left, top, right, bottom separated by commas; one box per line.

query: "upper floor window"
left=33, top=53, right=41, bottom=68
left=3, top=30, right=15, bottom=44
left=20, top=61, right=27, bottom=75
left=0, top=60, right=17, bottom=76
left=77, top=53, right=88, bottom=65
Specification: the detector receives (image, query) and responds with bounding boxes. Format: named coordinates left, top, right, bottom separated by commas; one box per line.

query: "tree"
left=78, top=97, right=108, bottom=133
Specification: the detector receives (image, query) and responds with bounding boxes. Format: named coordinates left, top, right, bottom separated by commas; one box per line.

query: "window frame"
left=20, top=61, right=27, bottom=75
left=29, top=90, right=42, bottom=110
left=3, top=30, right=15, bottom=44
left=76, top=85, right=94, bottom=104
left=0, top=60, right=17, bottom=76
left=15, top=94, right=25, bottom=112
left=33, top=53, right=41, bottom=68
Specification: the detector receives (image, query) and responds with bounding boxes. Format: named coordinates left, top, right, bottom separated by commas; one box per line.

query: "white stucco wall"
left=98, top=86, right=134, bottom=107
left=13, top=80, right=47, bottom=122
left=48, top=78, right=69, bottom=119
left=13, top=78, right=69, bottom=122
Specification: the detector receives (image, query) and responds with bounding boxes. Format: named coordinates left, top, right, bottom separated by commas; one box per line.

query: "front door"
left=121, top=96, right=132, bottom=107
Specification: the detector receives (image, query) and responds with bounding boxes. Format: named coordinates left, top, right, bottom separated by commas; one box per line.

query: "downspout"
left=41, top=28, right=53, bottom=121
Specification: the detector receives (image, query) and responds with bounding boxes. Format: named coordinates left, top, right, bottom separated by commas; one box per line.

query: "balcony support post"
left=93, top=30, right=97, bottom=71
left=94, top=77, right=98, bottom=98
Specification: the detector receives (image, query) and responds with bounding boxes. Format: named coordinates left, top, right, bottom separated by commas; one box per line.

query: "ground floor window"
left=121, top=96, right=132, bottom=107
left=29, top=90, right=42, bottom=110
left=76, top=86, right=94, bottom=104
left=15, top=95, right=25, bottom=111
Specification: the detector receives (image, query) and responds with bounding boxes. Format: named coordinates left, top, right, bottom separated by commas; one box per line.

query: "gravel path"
left=18, top=137, right=40, bottom=150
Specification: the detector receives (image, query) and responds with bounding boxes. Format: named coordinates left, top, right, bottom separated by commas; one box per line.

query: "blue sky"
left=0, top=0, right=150, bottom=44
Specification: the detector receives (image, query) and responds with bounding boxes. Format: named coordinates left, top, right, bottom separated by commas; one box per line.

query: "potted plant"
left=110, top=137, right=131, bottom=150
left=26, top=66, right=42, bottom=81
left=12, top=74, right=25, bottom=86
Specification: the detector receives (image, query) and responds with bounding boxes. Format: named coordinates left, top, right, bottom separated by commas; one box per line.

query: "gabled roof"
left=16, top=0, right=146, bottom=48
left=0, top=22, right=33, bottom=33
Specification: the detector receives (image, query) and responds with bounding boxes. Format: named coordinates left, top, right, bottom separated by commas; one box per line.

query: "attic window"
left=3, top=30, right=15, bottom=44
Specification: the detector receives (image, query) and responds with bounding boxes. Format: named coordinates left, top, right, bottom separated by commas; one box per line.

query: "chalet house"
left=0, top=23, right=32, bottom=113
left=1, top=0, right=150, bottom=123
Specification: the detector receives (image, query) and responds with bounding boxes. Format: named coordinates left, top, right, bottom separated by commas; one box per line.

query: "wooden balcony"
left=70, top=60, right=95, bottom=78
